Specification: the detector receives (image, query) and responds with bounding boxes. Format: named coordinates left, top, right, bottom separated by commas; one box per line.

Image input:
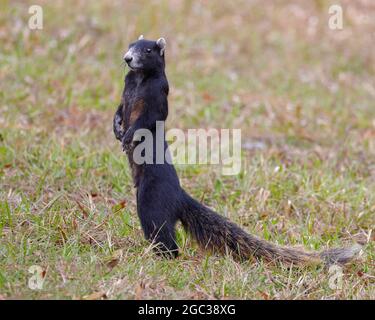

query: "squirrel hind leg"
left=140, top=218, right=179, bottom=258
left=149, top=230, right=179, bottom=258
left=153, top=242, right=179, bottom=259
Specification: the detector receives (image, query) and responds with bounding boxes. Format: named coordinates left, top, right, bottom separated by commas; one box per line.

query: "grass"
left=0, top=0, right=374, bottom=299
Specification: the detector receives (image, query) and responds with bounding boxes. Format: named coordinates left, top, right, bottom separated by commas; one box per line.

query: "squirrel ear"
left=138, top=34, right=144, bottom=40
left=156, top=37, right=166, bottom=56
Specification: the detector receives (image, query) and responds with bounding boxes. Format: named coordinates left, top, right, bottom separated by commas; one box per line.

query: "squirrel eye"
left=146, top=48, right=152, bottom=53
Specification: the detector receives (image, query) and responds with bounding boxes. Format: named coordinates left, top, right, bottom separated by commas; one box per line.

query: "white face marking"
left=123, top=47, right=141, bottom=69
left=123, top=47, right=134, bottom=60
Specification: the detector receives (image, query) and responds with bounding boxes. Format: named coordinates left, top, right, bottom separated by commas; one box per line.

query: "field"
left=0, top=0, right=374, bottom=299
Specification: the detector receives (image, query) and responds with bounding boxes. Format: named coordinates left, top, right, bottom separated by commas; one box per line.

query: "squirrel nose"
left=124, top=55, right=133, bottom=63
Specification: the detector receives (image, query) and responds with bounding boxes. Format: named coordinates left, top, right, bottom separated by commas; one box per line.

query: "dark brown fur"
left=129, top=99, right=145, bottom=126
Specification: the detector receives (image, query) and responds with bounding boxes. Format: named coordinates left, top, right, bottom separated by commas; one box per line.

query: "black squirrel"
left=113, top=36, right=362, bottom=265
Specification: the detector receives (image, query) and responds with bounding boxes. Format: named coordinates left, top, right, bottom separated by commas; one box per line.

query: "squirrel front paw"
left=113, top=114, right=125, bottom=141
left=114, top=129, right=124, bottom=141
left=121, top=129, right=134, bottom=152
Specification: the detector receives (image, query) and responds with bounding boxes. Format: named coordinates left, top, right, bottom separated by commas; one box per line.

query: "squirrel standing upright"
left=113, top=35, right=361, bottom=265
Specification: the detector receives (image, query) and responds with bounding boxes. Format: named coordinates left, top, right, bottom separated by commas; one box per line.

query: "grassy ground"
left=0, top=0, right=374, bottom=299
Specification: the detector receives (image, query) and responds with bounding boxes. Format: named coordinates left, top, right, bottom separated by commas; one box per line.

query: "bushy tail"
left=179, top=191, right=362, bottom=266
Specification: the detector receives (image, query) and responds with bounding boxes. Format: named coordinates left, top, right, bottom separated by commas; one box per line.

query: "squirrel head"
left=123, top=36, right=166, bottom=73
